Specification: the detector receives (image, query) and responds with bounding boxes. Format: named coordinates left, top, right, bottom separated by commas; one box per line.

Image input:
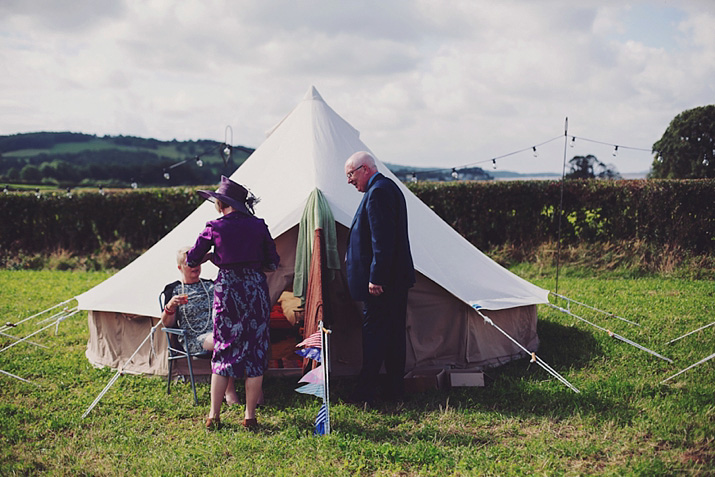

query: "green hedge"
left=0, top=180, right=713, bottom=256
left=0, top=188, right=203, bottom=254
left=407, top=179, right=714, bottom=253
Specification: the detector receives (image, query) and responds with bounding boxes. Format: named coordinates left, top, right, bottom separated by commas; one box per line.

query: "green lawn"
left=1, top=268, right=713, bottom=475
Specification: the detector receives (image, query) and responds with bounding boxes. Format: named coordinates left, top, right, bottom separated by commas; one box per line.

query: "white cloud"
left=0, top=0, right=713, bottom=174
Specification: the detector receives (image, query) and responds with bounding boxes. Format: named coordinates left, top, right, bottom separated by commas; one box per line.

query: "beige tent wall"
left=85, top=311, right=213, bottom=377
left=86, top=311, right=169, bottom=375
left=405, top=272, right=538, bottom=372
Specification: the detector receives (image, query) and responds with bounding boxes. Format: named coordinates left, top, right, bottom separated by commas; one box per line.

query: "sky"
left=1, top=1, right=713, bottom=175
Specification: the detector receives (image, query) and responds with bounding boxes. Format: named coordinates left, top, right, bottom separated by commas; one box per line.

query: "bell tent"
left=77, top=86, right=549, bottom=377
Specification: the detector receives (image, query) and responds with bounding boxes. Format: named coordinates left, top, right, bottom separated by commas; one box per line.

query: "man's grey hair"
left=348, top=151, right=377, bottom=171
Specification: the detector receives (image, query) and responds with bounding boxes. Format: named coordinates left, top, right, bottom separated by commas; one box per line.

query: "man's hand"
left=368, top=282, right=384, bottom=296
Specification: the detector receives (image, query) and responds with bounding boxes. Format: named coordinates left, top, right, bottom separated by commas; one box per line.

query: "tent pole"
left=554, top=117, right=568, bottom=299
left=320, top=321, right=331, bottom=435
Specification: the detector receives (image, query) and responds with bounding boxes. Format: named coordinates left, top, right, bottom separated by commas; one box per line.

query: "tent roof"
left=76, top=86, right=548, bottom=317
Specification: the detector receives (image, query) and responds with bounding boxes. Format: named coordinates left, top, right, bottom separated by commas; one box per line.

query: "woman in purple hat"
left=187, top=176, right=279, bottom=430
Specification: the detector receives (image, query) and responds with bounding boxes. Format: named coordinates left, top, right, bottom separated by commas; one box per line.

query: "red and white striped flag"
left=296, top=330, right=322, bottom=349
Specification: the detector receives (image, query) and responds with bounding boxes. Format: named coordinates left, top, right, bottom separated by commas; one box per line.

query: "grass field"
left=1, top=267, right=713, bottom=475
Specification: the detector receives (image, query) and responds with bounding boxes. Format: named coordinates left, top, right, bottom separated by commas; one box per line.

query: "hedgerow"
left=0, top=180, right=712, bottom=265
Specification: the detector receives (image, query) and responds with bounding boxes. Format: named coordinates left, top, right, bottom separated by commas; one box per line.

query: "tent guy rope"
left=82, top=320, right=163, bottom=418
left=37, top=306, right=78, bottom=326
left=546, top=302, right=673, bottom=363
left=0, top=306, right=79, bottom=384
left=666, top=321, right=715, bottom=345
left=0, top=309, right=80, bottom=354
left=550, top=292, right=641, bottom=327
left=0, top=297, right=76, bottom=333
left=0, top=368, right=37, bottom=386
left=474, top=307, right=580, bottom=393
left=0, top=330, right=48, bottom=349
left=661, top=352, right=715, bottom=384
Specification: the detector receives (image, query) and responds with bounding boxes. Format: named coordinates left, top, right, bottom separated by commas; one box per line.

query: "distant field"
left=3, top=138, right=211, bottom=162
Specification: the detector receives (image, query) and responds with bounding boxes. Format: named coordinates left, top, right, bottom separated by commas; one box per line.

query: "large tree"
left=651, top=105, right=715, bottom=179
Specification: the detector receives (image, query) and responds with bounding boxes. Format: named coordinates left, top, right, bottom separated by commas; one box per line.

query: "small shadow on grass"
left=536, top=319, right=603, bottom=368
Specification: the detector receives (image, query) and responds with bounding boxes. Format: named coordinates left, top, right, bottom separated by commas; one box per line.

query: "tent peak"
left=304, top=86, right=324, bottom=102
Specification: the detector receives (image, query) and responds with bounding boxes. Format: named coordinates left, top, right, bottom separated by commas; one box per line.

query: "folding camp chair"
left=159, top=291, right=211, bottom=405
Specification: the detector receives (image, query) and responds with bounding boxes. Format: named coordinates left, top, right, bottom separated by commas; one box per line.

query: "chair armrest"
left=162, top=327, right=188, bottom=337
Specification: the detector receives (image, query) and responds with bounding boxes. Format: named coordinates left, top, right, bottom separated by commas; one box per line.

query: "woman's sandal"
left=205, top=417, right=221, bottom=430
left=242, top=418, right=258, bottom=429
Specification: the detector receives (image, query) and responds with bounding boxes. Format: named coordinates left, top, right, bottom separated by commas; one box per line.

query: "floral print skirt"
left=211, top=268, right=270, bottom=378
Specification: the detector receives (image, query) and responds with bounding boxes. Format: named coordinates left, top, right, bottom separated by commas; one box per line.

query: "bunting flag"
left=297, top=331, right=322, bottom=349
left=295, top=347, right=321, bottom=362
left=314, top=402, right=328, bottom=436
left=295, top=382, right=325, bottom=399
left=299, top=364, right=325, bottom=384
left=294, top=320, right=331, bottom=436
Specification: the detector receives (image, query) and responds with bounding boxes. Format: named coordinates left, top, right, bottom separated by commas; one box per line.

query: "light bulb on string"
left=492, top=158, right=497, bottom=170
left=613, top=145, right=619, bottom=157
left=99, top=186, right=105, bottom=196
left=411, top=172, right=417, bottom=183
left=570, top=137, right=576, bottom=148
left=532, top=146, right=538, bottom=158
left=163, top=170, right=170, bottom=180
left=66, top=187, right=72, bottom=198
left=451, top=168, right=458, bottom=179
left=35, top=188, right=41, bottom=199
left=195, top=156, right=203, bottom=167
left=224, top=125, right=233, bottom=159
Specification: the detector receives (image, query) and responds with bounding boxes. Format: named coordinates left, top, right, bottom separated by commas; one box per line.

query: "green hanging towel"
left=293, top=188, right=340, bottom=305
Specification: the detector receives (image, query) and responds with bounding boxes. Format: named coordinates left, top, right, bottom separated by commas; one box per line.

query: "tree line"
left=1, top=104, right=712, bottom=188
left=0, top=132, right=253, bottom=187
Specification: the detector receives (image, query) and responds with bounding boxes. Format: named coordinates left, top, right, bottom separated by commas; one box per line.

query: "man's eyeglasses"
left=346, top=165, right=364, bottom=179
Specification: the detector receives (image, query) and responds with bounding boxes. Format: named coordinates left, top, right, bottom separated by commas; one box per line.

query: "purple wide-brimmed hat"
left=197, top=176, right=254, bottom=215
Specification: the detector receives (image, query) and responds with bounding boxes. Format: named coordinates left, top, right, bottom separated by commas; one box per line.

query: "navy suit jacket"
left=346, top=173, right=415, bottom=301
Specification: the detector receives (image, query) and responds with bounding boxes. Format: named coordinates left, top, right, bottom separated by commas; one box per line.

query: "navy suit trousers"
left=356, top=286, right=409, bottom=401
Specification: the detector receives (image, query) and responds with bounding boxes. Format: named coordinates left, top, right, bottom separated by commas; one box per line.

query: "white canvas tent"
left=78, top=86, right=549, bottom=377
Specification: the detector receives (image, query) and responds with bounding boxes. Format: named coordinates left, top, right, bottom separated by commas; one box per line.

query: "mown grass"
left=1, top=267, right=713, bottom=475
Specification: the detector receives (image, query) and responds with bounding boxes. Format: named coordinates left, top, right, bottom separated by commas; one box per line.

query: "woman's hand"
left=169, top=294, right=189, bottom=311
left=162, top=294, right=188, bottom=326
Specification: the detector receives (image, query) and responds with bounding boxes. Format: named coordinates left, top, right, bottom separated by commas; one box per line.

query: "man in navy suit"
left=344, top=151, right=415, bottom=404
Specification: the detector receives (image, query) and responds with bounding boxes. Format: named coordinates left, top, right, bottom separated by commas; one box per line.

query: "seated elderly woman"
left=161, top=247, right=240, bottom=405
left=161, top=246, right=215, bottom=353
